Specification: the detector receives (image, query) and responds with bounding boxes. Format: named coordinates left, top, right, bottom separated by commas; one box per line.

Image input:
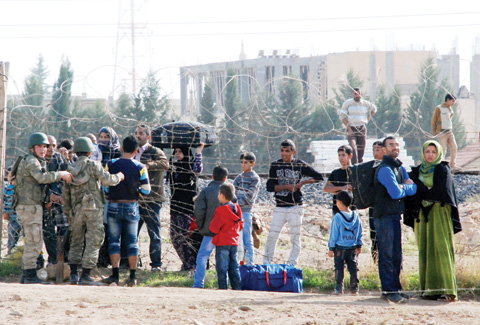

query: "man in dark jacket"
left=134, top=124, right=169, bottom=272
left=373, top=136, right=416, bottom=304
left=192, top=165, right=228, bottom=288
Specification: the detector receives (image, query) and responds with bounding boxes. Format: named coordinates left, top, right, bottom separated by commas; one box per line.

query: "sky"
left=1, top=0, right=480, bottom=101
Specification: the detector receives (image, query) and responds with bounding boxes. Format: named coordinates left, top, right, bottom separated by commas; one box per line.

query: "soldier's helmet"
left=27, top=132, right=50, bottom=149
left=73, top=137, right=94, bottom=153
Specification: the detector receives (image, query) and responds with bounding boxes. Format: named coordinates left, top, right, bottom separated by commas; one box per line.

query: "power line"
left=1, top=22, right=480, bottom=39
left=1, top=11, right=479, bottom=27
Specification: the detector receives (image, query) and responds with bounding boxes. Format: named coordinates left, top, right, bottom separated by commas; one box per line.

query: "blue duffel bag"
left=240, top=264, right=303, bottom=293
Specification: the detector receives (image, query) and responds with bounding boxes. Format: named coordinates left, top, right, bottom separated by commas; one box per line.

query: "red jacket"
left=210, top=203, right=244, bottom=246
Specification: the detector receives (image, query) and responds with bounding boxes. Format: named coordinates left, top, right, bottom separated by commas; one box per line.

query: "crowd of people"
left=1, top=90, right=462, bottom=302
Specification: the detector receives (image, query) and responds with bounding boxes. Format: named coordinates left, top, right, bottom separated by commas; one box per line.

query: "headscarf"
left=419, top=140, right=443, bottom=188
left=97, top=126, right=120, bottom=151
left=172, top=146, right=194, bottom=172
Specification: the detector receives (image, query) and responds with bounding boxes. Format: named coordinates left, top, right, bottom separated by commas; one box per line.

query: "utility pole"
left=0, top=61, right=9, bottom=257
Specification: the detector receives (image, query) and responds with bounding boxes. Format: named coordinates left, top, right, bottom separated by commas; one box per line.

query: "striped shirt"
left=104, top=158, right=150, bottom=201
left=339, top=98, right=377, bottom=127
left=233, top=171, right=260, bottom=213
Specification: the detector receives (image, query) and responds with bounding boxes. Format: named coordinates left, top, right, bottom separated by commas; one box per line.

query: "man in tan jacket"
left=431, top=94, right=458, bottom=170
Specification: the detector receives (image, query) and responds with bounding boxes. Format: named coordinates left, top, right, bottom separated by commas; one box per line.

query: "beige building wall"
left=456, top=98, right=478, bottom=142
left=325, top=51, right=436, bottom=100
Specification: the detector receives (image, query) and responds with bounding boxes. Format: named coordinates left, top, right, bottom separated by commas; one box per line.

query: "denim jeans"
left=237, top=212, right=254, bottom=265
left=373, top=215, right=403, bottom=293
left=216, top=245, right=241, bottom=290
left=107, top=202, right=140, bottom=257
left=193, top=236, right=215, bottom=288
left=333, top=249, right=359, bottom=293
left=7, top=217, right=22, bottom=254
left=138, top=202, right=162, bottom=268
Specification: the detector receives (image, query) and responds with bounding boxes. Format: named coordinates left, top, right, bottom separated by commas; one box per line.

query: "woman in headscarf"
left=97, top=127, right=121, bottom=167
left=405, top=140, right=462, bottom=301
left=96, top=126, right=122, bottom=267
left=167, top=143, right=204, bottom=271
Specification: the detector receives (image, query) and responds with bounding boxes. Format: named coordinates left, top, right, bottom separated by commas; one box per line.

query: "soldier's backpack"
left=8, top=155, right=26, bottom=210
left=348, top=160, right=378, bottom=209
left=151, top=121, right=217, bottom=149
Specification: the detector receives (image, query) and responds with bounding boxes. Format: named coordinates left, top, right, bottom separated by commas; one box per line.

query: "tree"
left=401, top=56, right=465, bottom=160
left=199, top=78, right=216, bottom=125
left=332, top=69, right=364, bottom=110
left=50, top=57, right=73, bottom=140
left=115, top=70, right=170, bottom=126
left=369, top=86, right=403, bottom=137
left=217, top=68, right=244, bottom=170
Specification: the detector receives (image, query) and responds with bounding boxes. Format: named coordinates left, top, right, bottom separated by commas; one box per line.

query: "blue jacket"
left=328, top=210, right=363, bottom=250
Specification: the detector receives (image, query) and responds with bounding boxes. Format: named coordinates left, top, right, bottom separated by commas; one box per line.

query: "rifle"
left=56, top=227, right=70, bottom=284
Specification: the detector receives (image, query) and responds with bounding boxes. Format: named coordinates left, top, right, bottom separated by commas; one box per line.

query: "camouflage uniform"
left=15, top=154, right=63, bottom=270
left=63, top=156, right=122, bottom=269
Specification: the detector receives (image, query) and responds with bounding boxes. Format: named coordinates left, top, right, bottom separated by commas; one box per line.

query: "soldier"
left=63, top=137, right=124, bottom=285
left=13, top=132, right=72, bottom=284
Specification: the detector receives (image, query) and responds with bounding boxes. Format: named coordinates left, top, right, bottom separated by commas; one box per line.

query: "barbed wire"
left=2, top=64, right=479, bottom=297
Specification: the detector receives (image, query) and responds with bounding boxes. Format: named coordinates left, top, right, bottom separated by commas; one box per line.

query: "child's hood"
left=338, top=210, right=360, bottom=231
left=222, top=203, right=242, bottom=222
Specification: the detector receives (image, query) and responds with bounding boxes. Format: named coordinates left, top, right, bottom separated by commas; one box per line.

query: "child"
left=233, top=152, right=260, bottom=265
left=3, top=168, right=21, bottom=254
left=328, top=190, right=363, bottom=295
left=210, top=183, right=244, bottom=290
left=323, top=145, right=353, bottom=215
left=192, top=165, right=229, bottom=288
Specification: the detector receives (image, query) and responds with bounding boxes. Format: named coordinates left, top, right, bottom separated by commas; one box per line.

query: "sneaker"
left=101, top=276, right=119, bottom=285
left=335, top=290, right=343, bottom=295
left=151, top=266, right=162, bottom=272
left=351, top=291, right=359, bottom=296
left=400, top=292, right=414, bottom=299
left=384, top=293, right=407, bottom=304
left=125, top=278, right=137, bottom=287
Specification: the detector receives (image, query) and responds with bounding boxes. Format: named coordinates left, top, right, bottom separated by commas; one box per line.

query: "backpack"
left=348, top=160, right=378, bottom=209
left=9, top=155, right=27, bottom=210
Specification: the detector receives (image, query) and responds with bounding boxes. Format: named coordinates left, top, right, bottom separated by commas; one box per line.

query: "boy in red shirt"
left=210, top=183, right=244, bottom=290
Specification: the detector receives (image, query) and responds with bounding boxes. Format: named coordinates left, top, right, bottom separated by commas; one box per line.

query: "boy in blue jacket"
left=328, top=190, right=362, bottom=295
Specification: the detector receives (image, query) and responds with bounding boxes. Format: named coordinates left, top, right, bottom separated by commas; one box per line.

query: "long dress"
left=415, top=203, right=457, bottom=297
left=406, top=162, right=461, bottom=299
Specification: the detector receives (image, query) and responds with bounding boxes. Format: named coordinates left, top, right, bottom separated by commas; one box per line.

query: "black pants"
left=334, top=249, right=359, bottom=293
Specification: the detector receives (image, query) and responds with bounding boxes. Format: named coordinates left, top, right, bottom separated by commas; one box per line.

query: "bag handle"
left=265, top=266, right=287, bottom=289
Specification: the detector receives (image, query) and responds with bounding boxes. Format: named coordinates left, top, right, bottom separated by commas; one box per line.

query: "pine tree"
left=402, top=56, right=464, bottom=160
left=369, top=86, right=403, bottom=138
left=51, top=57, right=73, bottom=140
left=199, top=79, right=216, bottom=125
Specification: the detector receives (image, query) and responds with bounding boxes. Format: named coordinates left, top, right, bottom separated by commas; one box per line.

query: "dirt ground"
left=1, top=283, right=480, bottom=324
left=2, top=202, right=480, bottom=324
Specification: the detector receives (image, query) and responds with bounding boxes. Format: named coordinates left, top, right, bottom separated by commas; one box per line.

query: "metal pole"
left=0, top=62, right=9, bottom=258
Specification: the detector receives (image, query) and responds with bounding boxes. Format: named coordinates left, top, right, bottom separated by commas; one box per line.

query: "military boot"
left=24, top=269, right=51, bottom=284
left=70, top=264, right=79, bottom=285
left=19, top=270, right=26, bottom=284
left=78, top=268, right=102, bottom=286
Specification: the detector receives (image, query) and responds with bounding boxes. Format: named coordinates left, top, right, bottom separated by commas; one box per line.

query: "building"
left=180, top=49, right=460, bottom=118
